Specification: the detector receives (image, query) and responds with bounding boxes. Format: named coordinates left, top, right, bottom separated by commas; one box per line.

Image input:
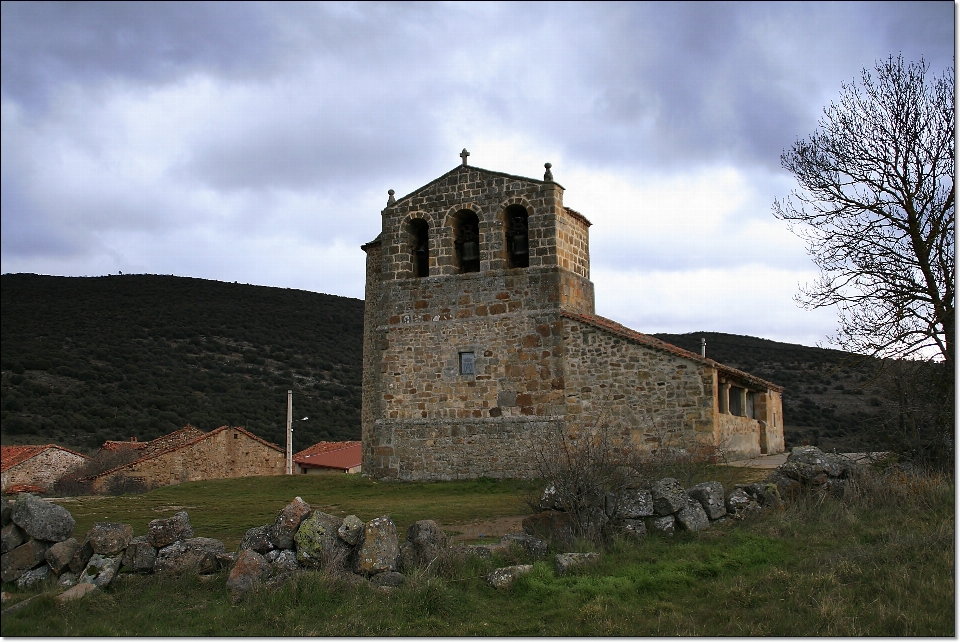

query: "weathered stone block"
left=610, top=488, right=654, bottom=519
left=294, top=511, right=349, bottom=569
left=555, top=552, right=599, bottom=576
left=647, top=515, right=675, bottom=535
left=486, top=564, right=532, bottom=589
left=86, top=522, right=134, bottom=556
left=147, top=511, right=194, bottom=548
left=1, top=538, right=50, bottom=582
left=78, top=554, right=121, bottom=588
left=651, top=478, right=686, bottom=515
left=16, top=564, right=52, bottom=589
left=46, top=537, right=82, bottom=574
left=271, top=497, right=311, bottom=550
left=68, top=540, right=94, bottom=574
left=121, top=535, right=157, bottom=573
left=353, top=516, right=399, bottom=576
left=226, top=549, right=272, bottom=602
left=1, top=523, right=26, bottom=555
left=687, top=481, right=726, bottom=520
left=337, top=515, right=364, bottom=546
left=238, top=524, right=276, bottom=554
left=11, top=494, right=74, bottom=542
left=676, top=498, right=710, bottom=531
left=398, top=519, right=447, bottom=571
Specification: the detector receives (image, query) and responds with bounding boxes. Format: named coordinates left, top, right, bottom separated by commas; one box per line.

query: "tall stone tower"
left=360, top=152, right=785, bottom=480
left=360, top=154, right=594, bottom=479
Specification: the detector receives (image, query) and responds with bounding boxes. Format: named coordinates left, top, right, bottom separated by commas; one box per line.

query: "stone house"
left=1, top=444, right=88, bottom=493
left=360, top=154, right=784, bottom=481
left=89, top=425, right=285, bottom=492
left=294, top=441, right=362, bottom=474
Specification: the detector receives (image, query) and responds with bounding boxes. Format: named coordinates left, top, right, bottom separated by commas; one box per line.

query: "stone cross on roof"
left=460, top=148, right=470, bottom=166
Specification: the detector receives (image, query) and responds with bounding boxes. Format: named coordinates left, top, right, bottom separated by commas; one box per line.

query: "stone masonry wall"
left=1, top=448, right=87, bottom=492
left=561, top=317, right=716, bottom=451
left=92, top=428, right=284, bottom=492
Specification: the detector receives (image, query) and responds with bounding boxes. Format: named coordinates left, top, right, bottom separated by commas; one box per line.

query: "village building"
left=1, top=444, right=88, bottom=493
left=89, top=425, right=285, bottom=493
left=360, top=152, right=784, bottom=481
left=294, top=441, right=362, bottom=475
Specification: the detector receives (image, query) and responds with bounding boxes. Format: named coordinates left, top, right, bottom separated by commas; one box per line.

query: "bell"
left=415, top=243, right=428, bottom=257
left=461, top=240, right=479, bottom=263
left=511, top=233, right=528, bottom=256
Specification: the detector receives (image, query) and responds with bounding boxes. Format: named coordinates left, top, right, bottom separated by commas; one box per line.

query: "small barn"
left=294, top=441, right=362, bottom=475
left=1, top=444, right=88, bottom=493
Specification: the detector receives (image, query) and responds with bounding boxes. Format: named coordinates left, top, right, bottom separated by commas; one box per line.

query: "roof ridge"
left=389, top=165, right=564, bottom=209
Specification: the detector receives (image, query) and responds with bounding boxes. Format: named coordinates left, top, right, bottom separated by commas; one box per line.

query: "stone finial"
left=460, top=148, right=470, bottom=166
left=387, top=189, right=396, bottom=206
left=544, top=162, right=553, bottom=181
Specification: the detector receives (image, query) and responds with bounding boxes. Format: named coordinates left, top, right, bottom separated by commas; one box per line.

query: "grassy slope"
left=1, top=471, right=953, bottom=636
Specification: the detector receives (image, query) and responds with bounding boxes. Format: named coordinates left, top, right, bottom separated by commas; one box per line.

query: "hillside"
left=2, top=273, right=892, bottom=455
left=1, top=274, right=363, bottom=452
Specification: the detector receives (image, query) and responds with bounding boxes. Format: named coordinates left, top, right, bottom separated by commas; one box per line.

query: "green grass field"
left=1, top=468, right=953, bottom=636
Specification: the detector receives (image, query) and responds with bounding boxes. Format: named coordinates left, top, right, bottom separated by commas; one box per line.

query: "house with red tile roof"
left=89, top=425, right=285, bottom=493
left=294, top=441, right=362, bottom=474
left=1, top=444, right=88, bottom=493
left=360, top=158, right=785, bottom=480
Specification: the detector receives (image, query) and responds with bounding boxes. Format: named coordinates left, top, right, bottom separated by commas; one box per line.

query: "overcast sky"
left=2, top=2, right=954, bottom=348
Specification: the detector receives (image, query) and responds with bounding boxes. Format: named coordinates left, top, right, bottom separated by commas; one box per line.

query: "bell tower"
left=360, top=152, right=594, bottom=480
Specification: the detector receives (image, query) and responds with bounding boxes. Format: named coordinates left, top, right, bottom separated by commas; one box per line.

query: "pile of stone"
left=524, top=475, right=784, bottom=544
left=1, top=495, right=233, bottom=602
left=764, top=445, right=861, bottom=498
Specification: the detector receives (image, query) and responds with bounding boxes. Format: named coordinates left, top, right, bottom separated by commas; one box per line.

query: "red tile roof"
left=6, top=484, right=46, bottom=494
left=1, top=444, right=88, bottom=472
left=294, top=441, right=362, bottom=471
left=561, top=311, right=783, bottom=392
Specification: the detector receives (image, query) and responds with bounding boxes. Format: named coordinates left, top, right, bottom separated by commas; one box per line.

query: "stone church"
left=360, top=152, right=784, bottom=480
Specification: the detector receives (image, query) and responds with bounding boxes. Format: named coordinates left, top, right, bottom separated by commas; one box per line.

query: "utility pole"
left=286, top=390, right=293, bottom=475
left=701, top=337, right=706, bottom=358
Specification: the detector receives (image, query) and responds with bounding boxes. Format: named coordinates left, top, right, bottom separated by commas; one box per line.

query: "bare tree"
left=774, top=55, right=954, bottom=369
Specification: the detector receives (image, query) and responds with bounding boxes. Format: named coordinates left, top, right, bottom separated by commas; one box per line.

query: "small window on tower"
left=459, top=352, right=475, bottom=375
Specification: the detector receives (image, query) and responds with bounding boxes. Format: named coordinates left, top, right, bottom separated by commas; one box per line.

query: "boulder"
left=500, top=533, right=548, bottom=559
left=68, top=540, right=94, bottom=574
left=620, top=519, right=647, bottom=539
left=120, top=536, right=157, bottom=573
left=46, top=537, right=82, bottom=574
left=16, top=564, right=52, bottom=589
left=398, top=520, right=447, bottom=571
left=85, top=522, right=134, bottom=556
left=555, top=552, right=599, bottom=576
left=353, top=515, right=399, bottom=576
left=521, top=510, right=576, bottom=548
left=155, top=537, right=226, bottom=574
left=647, top=515, right=676, bottom=535
left=1, top=522, right=26, bottom=554
left=337, top=515, right=364, bottom=546
left=1, top=539, right=50, bottom=582
left=56, top=581, right=99, bottom=603
left=265, top=549, right=299, bottom=573
left=742, top=483, right=784, bottom=509
left=271, top=497, right=311, bottom=550
left=676, top=498, right=710, bottom=532
left=226, top=549, right=272, bottom=602
left=486, top=564, right=533, bottom=589
left=777, top=461, right=828, bottom=486
left=1, top=498, right=12, bottom=526
left=651, top=478, right=687, bottom=515
left=369, top=571, right=405, bottom=587
left=765, top=470, right=801, bottom=498
left=57, top=571, right=78, bottom=588
left=725, top=488, right=759, bottom=514
left=238, top=524, right=276, bottom=555
left=147, top=511, right=194, bottom=548
left=609, top=488, right=655, bottom=519
left=446, top=544, right=492, bottom=559
left=294, top=511, right=349, bottom=569
left=11, top=494, right=75, bottom=542
left=687, top=482, right=727, bottom=520
left=78, top=554, right=121, bottom=588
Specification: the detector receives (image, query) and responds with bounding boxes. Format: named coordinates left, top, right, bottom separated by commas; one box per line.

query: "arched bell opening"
left=504, top=204, right=530, bottom=269
left=453, top=210, right=480, bottom=273
left=408, top=218, right=430, bottom=278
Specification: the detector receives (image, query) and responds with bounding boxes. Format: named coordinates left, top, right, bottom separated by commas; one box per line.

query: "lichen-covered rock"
left=539, top=484, right=563, bottom=511
left=238, top=524, right=276, bottom=555
left=337, top=515, right=364, bottom=546
left=486, top=564, right=532, bottom=589
left=271, top=497, right=311, bottom=550
left=79, top=554, right=121, bottom=588
left=620, top=519, right=647, bottom=538
left=1, top=538, right=50, bottom=582
left=353, top=515, right=399, bottom=576
left=521, top=510, right=576, bottom=548
left=68, top=540, right=94, bottom=574
left=16, top=564, right=52, bottom=589
left=1, top=522, right=26, bottom=555
left=155, top=537, right=226, bottom=574
left=294, top=511, right=347, bottom=569
left=226, top=549, right=272, bottom=602
left=57, top=571, right=78, bottom=588
left=647, top=515, right=676, bottom=535
left=651, top=479, right=687, bottom=515
left=725, top=488, right=759, bottom=514
left=265, top=549, right=299, bottom=573
left=85, top=522, right=134, bottom=556
left=147, top=511, right=194, bottom=548
left=446, top=544, right=492, bottom=559
left=687, top=482, right=726, bottom=520
left=765, top=470, right=801, bottom=498
left=609, top=488, right=655, bottom=519
left=46, top=537, right=82, bottom=574
left=676, top=498, right=710, bottom=531
left=121, top=536, right=157, bottom=573
left=742, top=483, right=784, bottom=510
left=500, top=533, right=548, bottom=559
left=11, top=494, right=75, bottom=542
left=370, top=571, right=405, bottom=587
left=555, top=552, right=599, bottom=576
left=398, top=520, right=447, bottom=571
